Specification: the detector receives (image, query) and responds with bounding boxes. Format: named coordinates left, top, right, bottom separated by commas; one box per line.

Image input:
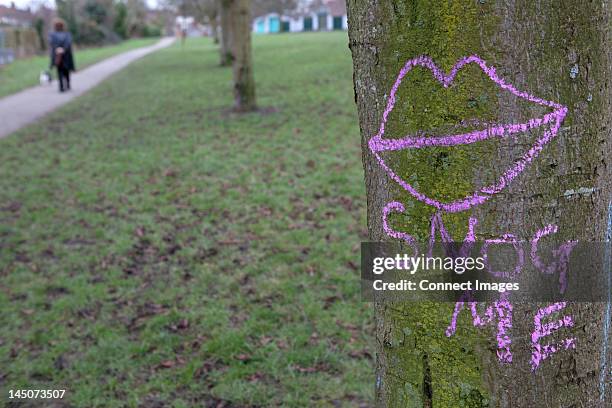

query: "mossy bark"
left=228, top=0, right=256, bottom=111
left=347, top=1, right=611, bottom=406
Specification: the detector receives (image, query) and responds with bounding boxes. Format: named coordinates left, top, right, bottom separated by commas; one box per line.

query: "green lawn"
left=0, top=38, right=159, bottom=98
left=0, top=33, right=372, bottom=407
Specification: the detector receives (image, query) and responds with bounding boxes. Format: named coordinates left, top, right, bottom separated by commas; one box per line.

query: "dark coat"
left=49, top=31, right=75, bottom=71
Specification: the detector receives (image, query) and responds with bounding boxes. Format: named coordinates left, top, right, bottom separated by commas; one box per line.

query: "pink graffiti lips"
left=369, top=55, right=568, bottom=213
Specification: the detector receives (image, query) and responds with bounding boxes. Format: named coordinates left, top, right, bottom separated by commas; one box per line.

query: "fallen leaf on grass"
left=159, top=360, right=175, bottom=369
left=63, top=237, right=96, bottom=246
left=323, top=295, right=341, bottom=309
left=247, top=371, right=266, bottom=383
left=257, top=206, right=273, bottom=217
left=336, top=320, right=361, bottom=343
left=54, top=355, right=68, bottom=370
left=219, top=239, right=241, bottom=245
left=157, top=357, right=186, bottom=370
left=128, top=303, right=169, bottom=332
left=306, top=265, right=316, bottom=276
left=163, top=168, right=178, bottom=178
left=336, top=320, right=358, bottom=331
left=41, top=246, right=56, bottom=258
left=348, top=349, right=373, bottom=359
left=234, top=353, right=251, bottom=362
left=135, top=226, right=145, bottom=237
left=195, top=247, right=219, bottom=260
left=193, top=366, right=208, bottom=379
left=294, top=365, right=317, bottom=373
left=1, top=201, right=21, bottom=212
left=193, top=358, right=226, bottom=380
left=292, top=363, right=330, bottom=374
left=259, top=336, right=273, bottom=346
left=168, top=318, right=190, bottom=332
left=45, top=285, right=70, bottom=298
left=191, top=335, right=207, bottom=350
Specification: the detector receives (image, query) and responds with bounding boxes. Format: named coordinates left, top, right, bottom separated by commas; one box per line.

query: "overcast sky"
left=0, top=0, right=159, bottom=9
left=0, top=0, right=38, bottom=8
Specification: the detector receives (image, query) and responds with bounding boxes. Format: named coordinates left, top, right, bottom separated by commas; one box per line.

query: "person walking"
left=49, top=19, right=75, bottom=93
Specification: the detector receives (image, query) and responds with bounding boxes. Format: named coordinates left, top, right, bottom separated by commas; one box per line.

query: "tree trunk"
left=219, top=0, right=232, bottom=66
left=347, top=1, right=611, bottom=407
left=228, top=0, right=256, bottom=112
left=211, top=16, right=219, bottom=44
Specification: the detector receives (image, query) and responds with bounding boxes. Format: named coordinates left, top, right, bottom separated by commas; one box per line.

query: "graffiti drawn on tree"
left=372, top=55, right=577, bottom=371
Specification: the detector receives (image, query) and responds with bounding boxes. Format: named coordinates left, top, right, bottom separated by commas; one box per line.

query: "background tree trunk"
left=211, top=16, right=219, bottom=44
left=219, top=0, right=233, bottom=66
left=228, top=0, right=256, bottom=111
left=347, top=1, right=611, bottom=407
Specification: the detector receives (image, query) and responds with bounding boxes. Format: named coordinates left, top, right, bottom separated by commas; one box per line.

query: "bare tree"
left=227, top=0, right=256, bottom=111
left=347, top=0, right=611, bottom=406
left=251, top=0, right=296, bottom=16
left=168, top=0, right=219, bottom=42
left=219, top=0, right=232, bottom=66
left=209, top=9, right=219, bottom=44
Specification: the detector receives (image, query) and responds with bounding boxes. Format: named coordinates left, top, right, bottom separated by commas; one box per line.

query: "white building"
left=253, top=13, right=288, bottom=34
left=252, top=0, right=347, bottom=35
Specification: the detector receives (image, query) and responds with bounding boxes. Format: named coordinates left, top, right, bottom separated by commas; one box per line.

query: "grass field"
left=0, top=38, right=159, bottom=99
left=0, top=33, right=372, bottom=407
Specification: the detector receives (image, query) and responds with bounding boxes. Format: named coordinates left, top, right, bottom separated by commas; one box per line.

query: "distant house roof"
left=297, top=0, right=346, bottom=17
left=35, top=6, right=56, bottom=22
left=253, top=12, right=281, bottom=20
left=0, top=4, right=34, bottom=27
left=323, top=0, right=346, bottom=16
left=255, top=0, right=347, bottom=21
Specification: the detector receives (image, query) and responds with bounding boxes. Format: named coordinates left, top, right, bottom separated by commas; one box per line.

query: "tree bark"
left=228, top=0, right=256, bottom=111
left=211, top=15, right=219, bottom=44
left=219, top=0, right=233, bottom=66
left=347, top=1, right=611, bottom=407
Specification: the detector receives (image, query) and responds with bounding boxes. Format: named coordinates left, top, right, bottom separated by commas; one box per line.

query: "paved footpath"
left=0, top=37, right=175, bottom=139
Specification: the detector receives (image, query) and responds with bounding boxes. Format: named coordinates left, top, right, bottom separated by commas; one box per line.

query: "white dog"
left=39, top=70, right=52, bottom=85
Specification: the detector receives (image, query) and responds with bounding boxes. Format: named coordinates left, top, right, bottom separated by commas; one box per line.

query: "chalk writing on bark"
left=374, top=55, right=575, bottom=370
left=531, top=302, right=575, bottom=370
left=370, top=55, right=568, bottom=212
